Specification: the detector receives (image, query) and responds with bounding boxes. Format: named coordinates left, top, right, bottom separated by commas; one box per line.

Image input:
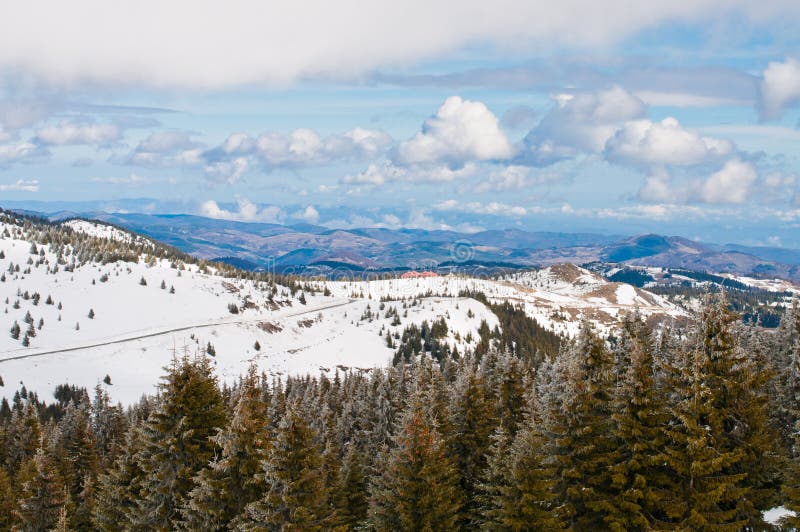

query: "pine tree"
left=780, top=300, right=800, bottom=527
left=368, top=386, right=463, bottom=530
left=92, top=427, right=145, bottom=531
left=5, top=400, right=42, bottom=473
left=48, top=400, right=98, bottom=530
left=0, top=468, right=15, bottom=530
left=181, top=366, right=271, bottom=530
left=332, top=442, right=370, bottom=528
left=130, top=354, right=227, bottom=530
left=237, top=405, right=332, bottom=530
left=657, top=297, right=769, bottom=529
left=447, top=363, right=495, bottom=526
left=476, top=423, right=514, bottom=529
left=537, top=323, right=619, bottom=529
left=14, top=447, right=65, bottom=531
left=606, top=315, right=671, bottom=530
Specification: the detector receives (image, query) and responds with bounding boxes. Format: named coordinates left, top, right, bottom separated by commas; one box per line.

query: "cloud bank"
left=1, top=1, right=798, bottom=89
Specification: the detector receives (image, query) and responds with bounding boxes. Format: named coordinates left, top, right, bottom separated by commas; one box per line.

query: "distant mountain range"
left=11, top=209, right=800, bottom=282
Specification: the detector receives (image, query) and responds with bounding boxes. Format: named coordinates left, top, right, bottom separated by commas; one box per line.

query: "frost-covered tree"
left=130, top=354, right=227, bottom=530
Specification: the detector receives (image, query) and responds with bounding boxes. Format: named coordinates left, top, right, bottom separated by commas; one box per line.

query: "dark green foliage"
left=606, top=268, right=655, bottom=287
left=14, top=448, right=65, bottom=531
left=607, top=315, right=671, bottom=530
left=238, top=406, right=332, bottom=530
left=461, top=290, right=562, bottom=363
left=131, top=354, right=227, bottom=530
left=0, top=295, right=797, bottom=530
left=181, top=366, right=270, bottom=530
left=539, top=323, right=620, bottom=529
left=368, top=386, right=464, bottom=530
left=657, top=297, right=773, bottom=529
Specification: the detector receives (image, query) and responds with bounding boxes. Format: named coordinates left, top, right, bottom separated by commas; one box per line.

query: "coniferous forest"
left=1, top=296, right=800, bottom=530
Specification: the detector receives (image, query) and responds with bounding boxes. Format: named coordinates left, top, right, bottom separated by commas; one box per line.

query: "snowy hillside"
left=313, top=262, right=687, bottom=338
left=0, top=212, right=686, bottom=404
left=0, top=214, right=500, bottom=403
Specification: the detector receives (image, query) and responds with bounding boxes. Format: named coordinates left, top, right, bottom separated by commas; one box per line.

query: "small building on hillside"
left=400, top=271, right=439, bottom=279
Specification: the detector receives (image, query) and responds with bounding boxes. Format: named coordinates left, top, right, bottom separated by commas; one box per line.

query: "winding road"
left=0, top=299, right=356, bottom=364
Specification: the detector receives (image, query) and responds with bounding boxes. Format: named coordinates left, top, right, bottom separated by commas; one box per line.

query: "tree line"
left=0, top=296, right=799, bottom=530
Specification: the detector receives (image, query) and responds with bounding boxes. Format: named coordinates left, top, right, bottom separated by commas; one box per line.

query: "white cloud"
left=434, top=199, right=527, bottom=217
left=342, top=161, right=478, bottom=186
left=123, top=131, right=203, bottom=167
left=35, top=121, right=120, bottom=146
left=199, top=198, right=284, bottom=223
left=605, top=117, right=733, bottom=167
left=203, top=127, right=391, bottom=176
left=637, top=168, right=681, bottom=203
left=136, top=131, right=196, bottom=153
left=1, top=2, right=797, bottom=89
left=0, top=179, right=39, bottom=192
left=696, top=159, right=757, bottom=204
left=90, top=173, right=152, bottom=185
left=255, top=127, right=391, bottom=166
left=522, top=86, right=646, bottom=164
left=637, top=160, right=762, bottom=205
left=204, top=157, right=249, bottom=184
left=758, top=57, right=800, bottom=120
left=475, top=165, right=530, bottom=192
left=0, top=141, right=45, bottom=166
left=395, top=96, right=512, bottom=166
left=633, top=91, right=747, bottom=108
left=473, top=164, right=567, bottom=193
left=293, top=205, right=320, bottom=224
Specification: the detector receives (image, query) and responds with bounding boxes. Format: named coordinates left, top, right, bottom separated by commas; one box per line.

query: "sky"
left=2, top=1, right=800, bottom=246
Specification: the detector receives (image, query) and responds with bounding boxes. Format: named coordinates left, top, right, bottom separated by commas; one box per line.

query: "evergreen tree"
left=607, top=315, right=671, bottom=530
left=130, top=354, right=227, bottom=530
left=368, top=386, right=463, bottom=530
left=537, top=323, right=619, bottom=529
left=658, top=298, right=771, bottom=529
left=0, top=468, right=15, bottom=531
left=447, top=363, right=495, bottom=526
left=237, top=405, right=332, bottom=530
left=181, top=365, right=271, bottom=530
left=92, top=426, right=145, bottom=531
left=332, top=442, right=370, bottom=529
left=48, top=400, right=98, bottom=530
left=476, top=423, right=514, bottom=530
left=5, top=400, right=42, bottom=473
left=14, top=447, right=65, bottom=531
left=780, top=301, right=800, bottom=527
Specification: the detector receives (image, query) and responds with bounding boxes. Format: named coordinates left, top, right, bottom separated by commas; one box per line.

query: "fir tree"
left=476, top=423, right=514, bottom=530
left=14, top=447, right=65, bottom=531
left=181, top=366, right=271, bottom=530
left=607, top=315, right=671, bottom=530
left=657, top=298, right=768, bottom=529
left=538, top=323, right=619, bottom=529
left=238, top=405, right=332, bottom=530
left=5, top=400, right=42, bottom=473
left=92, top=427, right=145, bottom=531
left=447, top=363, right=496, bottom=526
left=48, top=401, right=98, bottom=530
left=368, top=386, right=463, bottom=530
left=332, top=442, right=370, bottom=529
left=130, top=354, right=227, bottom=530
left=0, top=468, right=15, bottom=531
left=779, top=300, right=800, bottom=526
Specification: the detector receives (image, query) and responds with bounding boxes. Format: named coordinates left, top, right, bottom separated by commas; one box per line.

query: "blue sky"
left=2, top=1, right=800, bottom=246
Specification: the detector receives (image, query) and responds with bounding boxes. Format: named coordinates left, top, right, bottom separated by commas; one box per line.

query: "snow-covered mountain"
left=0, top=212, right=688, bottom=404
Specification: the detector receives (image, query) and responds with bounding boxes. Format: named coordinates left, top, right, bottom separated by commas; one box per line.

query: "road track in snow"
left=0, top=300, right=356, bottom=364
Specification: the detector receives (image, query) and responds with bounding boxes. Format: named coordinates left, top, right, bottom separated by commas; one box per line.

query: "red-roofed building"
left=400, top=271, right=439, bottom=279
